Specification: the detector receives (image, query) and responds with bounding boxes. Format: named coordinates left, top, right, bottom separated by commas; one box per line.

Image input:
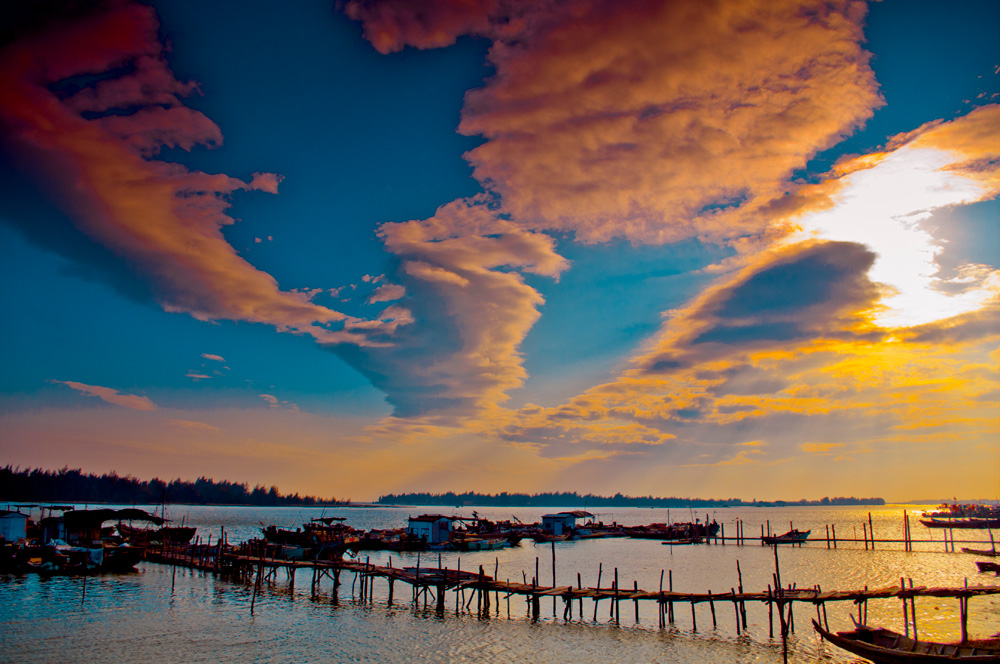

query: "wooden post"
left=869, top=513, right=875, bottom=550
left=901, top=576, right=909, bottom=638
left=863, top=522, right=868, bottom=550
left=787, top=586, right=795, bottom=633
left=476, top=565, right=483, bottom=618
left=593, top=563, right=603, bottom=621
left=732, top=587, right=740, bottom=634
left=690, top=600, right=697, bottom=631
left=831, top=523, right=837, bottom=548
left=721, top=522, right=725, bottom=545
left=551, top=541, right=557, bottom=616
left=909, top=578, right=917, bottom=641
left=633, top=580, right=639, bottom=623
left=826, top=524, right=831, bottom=549
left=577, top=572, right=583, bottom=619
left=658, top=570, right=664, bottom=628
left=960, top=578, right=969, bottom=643
left=736, top=559, right=747, bottom=629
left=708, top=590, right=716, bottom=628
left=767, top=584, right=774, bottom=638
left=668, top=569, right=674, bottom=623
left=251, top=557, right=264, bottom=615
left=611, top=567, right=621, bottom=625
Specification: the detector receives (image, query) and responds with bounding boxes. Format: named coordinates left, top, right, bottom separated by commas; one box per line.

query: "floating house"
left=406, top=515, right=458, bottom=544
left=0, top=511, right=27, bottom=542
left=540, top=510, right=594, bottom=536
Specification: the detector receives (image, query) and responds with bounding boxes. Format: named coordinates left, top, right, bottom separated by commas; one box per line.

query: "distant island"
left=0, top=466, right=348, bottom=506
left=376, top=491, right=884, bottom=508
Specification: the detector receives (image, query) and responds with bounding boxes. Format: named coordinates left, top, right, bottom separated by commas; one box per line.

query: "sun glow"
left=795, top=144, right=999, bottom=328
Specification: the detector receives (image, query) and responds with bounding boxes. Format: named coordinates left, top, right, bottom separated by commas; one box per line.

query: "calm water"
left=2, top=504, right=998, bottom=663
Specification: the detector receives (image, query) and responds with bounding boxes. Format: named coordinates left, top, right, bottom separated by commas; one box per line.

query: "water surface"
left=2, top=504, right=997, bottom=663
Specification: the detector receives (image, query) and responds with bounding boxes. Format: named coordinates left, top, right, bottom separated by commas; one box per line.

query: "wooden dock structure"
left=144, top=541, right=1000, bottom=642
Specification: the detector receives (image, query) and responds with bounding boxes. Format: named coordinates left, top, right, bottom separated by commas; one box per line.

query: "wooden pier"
left=144, top=541, right=1000, bottom=642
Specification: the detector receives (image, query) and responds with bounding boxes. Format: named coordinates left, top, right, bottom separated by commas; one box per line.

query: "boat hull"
left=813, top=620, right=1000, bottom=663
left=921, top=518, right=1000, bottom=529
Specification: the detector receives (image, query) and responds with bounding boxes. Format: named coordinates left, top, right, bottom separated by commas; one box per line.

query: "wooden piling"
left=593, top=563, right=603, bottom=621
left=611, top=567, right=621, bottom=625
left=668, top=569, right=674, bottom=624
left=732, top=587, right=740, bottom=634
left=960, top=578, right=969, bottom=643
left=633, top=580, right=640, bottom=623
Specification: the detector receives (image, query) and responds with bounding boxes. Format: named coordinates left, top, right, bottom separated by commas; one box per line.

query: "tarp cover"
left=62, top=508, right=165, bottom=527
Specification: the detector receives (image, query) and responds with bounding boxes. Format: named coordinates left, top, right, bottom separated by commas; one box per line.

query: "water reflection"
left=1, top=504, right=997, bottom=663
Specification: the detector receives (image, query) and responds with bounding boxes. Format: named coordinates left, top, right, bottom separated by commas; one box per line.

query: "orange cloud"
left=332, top=196, right=569, bottom=417
left=51, top=380, right=157, bottom=411
left=0, top=2, right=385, bottom=347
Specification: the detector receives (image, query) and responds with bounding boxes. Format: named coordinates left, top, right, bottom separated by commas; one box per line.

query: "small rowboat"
left=813, top=619, right=1000, bottom=662
left=977, top=561, right=1000, bottom=575
left=962, top=548, right=999, bottom=557
left=921, top=517, right=1000, bottom=529
left=660, top=537, right=703, bottom=546
left=762, top=529, right=810, bottom=545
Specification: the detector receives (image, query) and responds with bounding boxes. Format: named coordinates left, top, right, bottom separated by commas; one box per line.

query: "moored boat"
left=660, top=537, right=703, bottom=545
left=813, top=619, right=1000, bottom=662
left=762, top=529, right=810, bottom=545
left=921, top=517, right=1000, bottom=529
left=963, top=548, right=999, bottom=557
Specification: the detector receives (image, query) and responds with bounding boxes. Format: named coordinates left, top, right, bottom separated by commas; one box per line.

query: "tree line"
left=376, top=491, right=884, bottom=508
left=0, top=466, right=346, bottom=506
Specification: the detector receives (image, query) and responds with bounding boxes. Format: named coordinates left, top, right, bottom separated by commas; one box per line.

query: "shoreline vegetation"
left=0, top=466, right=348, bottom=507
left=1, top=466, right=888, bottom=509
left=376, top=491, right=885, bottom=508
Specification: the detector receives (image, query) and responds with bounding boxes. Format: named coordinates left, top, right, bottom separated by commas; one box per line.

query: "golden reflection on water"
left=2, top=504, right=997, bottom=663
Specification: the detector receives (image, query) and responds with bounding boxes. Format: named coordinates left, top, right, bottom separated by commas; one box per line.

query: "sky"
left=0, top=0, right=998, bottom=503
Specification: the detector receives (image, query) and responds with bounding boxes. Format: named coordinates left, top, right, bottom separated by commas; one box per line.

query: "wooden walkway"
left=145, top=545, right=1000, bottom=641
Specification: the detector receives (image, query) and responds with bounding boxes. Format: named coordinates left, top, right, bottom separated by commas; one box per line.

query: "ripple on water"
left=2, top=504, right=998, bottom=663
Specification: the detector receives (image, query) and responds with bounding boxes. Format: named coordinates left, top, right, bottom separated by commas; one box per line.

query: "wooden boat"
left=921, top=517, right=1000, bottom=529
left=762, top=529, right=810, bottom=545
left=813, top=619, right=1000, bottom=662
left=450, top=536, right=511, bottom=552
left=963, top=548, right=999, bottom=557
left=976, top=561, right=1000, bottom=575
left=660, top=537, right=703, bottom=545
left=532, top=532, right=570, bottom=543
left=119, top=523, right=196, bottom=544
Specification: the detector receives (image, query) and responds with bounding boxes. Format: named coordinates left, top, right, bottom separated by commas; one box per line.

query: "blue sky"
left=0, top=0, right=997, bottom=500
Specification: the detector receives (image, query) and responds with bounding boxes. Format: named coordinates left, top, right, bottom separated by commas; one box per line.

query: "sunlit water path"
left=2, top=505, right=997, bottom=663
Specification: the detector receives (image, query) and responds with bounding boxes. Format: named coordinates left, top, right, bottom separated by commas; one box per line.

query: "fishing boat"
left=450, top=535, right=511, bottom=551
left=762, top=529, right=810, bottom=545
left=532, top=532, right=570, bottom=543
left=118, top=523, right=196, bottom=544
left=921, top=517, right=1000, bottom=529
left=626, top=520, right=719, bottom=541
left=660, top=537, right=703, bottom=545
left=813, top=619, right=1000, bottom=662
left=962, top=548, right=999, bottom=557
